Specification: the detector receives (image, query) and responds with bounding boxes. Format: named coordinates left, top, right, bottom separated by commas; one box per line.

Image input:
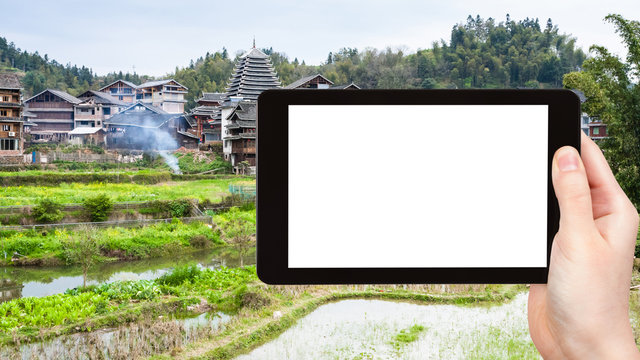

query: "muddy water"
left=0, top=247, right=255, bottom=302
left=2, top=312, right=231, bottom=360
left=235, top=292, right=540, bottom=360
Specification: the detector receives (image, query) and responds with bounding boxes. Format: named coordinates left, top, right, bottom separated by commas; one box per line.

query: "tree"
left=563, top=14, right=640, bottom=210
left=219, top=209, right=256, bottom=267
left=32, top=198, right=64, bottom=224
left=82, top=193, right=114, bottom=222
left=62, top=226, right=102, bottom=287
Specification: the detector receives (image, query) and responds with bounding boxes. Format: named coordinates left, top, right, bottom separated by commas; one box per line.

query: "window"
left=119, top=96, right=124, bottom=100
left=111, top=88, right=118, bottom=94
left=123, top=88, right=132, bottom=94
left=103, top=108, right=111, bottom=115
left=0, top=138, right=17, bottom=150
left=593, top=127, right=600, bottom=135
left=2, top=125, right=10, bottom=131
left=2, top=96, right=9, bottom=102
left=0, top=110, right=7, bottom=116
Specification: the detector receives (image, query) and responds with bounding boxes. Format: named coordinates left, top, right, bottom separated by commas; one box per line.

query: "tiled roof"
left=138, top=79, right=188, bottom=90
left=78, top=90, right=128, bottom=106
left=98, top=79, right=139, bottom=91
left=198, top=92, right=224, bottom=102
left=105, top=102, right=173, bottom=128
left=25, top=89, right=82, bottom=104
left=0, top=72, right=22, bottom=89
left=284, top=74, right=334, bottom=89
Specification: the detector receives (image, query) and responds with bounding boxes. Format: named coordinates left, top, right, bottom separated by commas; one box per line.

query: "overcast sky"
left=1, top=0, right=639, bottom=76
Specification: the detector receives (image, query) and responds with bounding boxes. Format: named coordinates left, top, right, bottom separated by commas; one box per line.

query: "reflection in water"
left=0, top=247, right=256, bottom=302
left=236, top=293, right=539, bottom=360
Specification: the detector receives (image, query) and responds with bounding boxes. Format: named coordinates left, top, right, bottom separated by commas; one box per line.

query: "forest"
left=0, top=15, right=586, bottom=111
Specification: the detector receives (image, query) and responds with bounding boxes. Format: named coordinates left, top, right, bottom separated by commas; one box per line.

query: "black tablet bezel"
left=256, top=89, right=580, bottom=284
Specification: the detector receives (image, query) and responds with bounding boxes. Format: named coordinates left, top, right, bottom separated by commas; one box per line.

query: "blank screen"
left=288, top=105, right=548, bottom=268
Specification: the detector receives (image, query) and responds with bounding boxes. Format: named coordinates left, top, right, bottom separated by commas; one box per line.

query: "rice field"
left=235, top=292, right=541, bottom=360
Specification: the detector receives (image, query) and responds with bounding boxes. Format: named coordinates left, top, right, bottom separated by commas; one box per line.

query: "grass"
left=0, top=265, right=257, bottom=346
left=0, top=178, right=254, bottom=206
left=0, top=220, right=222, bottom=266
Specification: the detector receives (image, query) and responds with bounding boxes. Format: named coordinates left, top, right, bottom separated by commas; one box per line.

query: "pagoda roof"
left=223, top=46, right=281, bottom=100
left=239, top=47, right=270, bottom=59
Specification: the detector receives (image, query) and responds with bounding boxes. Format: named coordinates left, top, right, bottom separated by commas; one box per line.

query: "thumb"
left=552, top=146, right=594, bottom=232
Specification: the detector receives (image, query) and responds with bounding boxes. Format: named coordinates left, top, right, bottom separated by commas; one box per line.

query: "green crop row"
left=0, top=220, right=222, bottom=265
left=0, top=265, right=258, bottom=334
left=0, top=178, right=254, bottom=206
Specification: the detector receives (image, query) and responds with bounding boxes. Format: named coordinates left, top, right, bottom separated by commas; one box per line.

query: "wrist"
left=562, top=326, right=639, bottom=359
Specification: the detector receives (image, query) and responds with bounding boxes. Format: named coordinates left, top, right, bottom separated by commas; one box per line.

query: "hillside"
left=0, top=15, right=585, bottom=110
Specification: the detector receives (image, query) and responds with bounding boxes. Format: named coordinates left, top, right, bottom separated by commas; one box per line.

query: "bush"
left=83, top=194, right=114, bottom=222
left=145, top=199, right=192, bottom=218
left=156, top=264, right=202, bottom=286
left=31, top=198, right=64, bottom=224
left=189, top=234, right=212, bottom=248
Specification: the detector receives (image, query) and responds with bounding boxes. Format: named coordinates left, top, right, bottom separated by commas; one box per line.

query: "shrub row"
left=0, top=172, right=173, bottom=187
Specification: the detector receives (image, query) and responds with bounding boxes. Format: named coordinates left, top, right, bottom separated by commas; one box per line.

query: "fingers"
left=552, top=146, right=595, bottom=234
left=580, top=133, right=632, bottom=218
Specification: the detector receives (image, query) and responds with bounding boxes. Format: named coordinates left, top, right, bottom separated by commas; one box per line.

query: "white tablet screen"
left=288, top=105, right=548, bottom=268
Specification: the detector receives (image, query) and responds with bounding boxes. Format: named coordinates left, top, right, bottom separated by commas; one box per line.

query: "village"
left=0, top=45, right=363, bottom=174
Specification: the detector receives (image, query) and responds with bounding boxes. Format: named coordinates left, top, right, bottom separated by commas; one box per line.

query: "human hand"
left=528, top=133, right=640, bottom=359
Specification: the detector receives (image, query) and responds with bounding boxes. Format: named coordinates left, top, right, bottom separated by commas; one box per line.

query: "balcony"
left=0, top=116, right=21, bottom=121
left=0, top=101, right=21, bottom=108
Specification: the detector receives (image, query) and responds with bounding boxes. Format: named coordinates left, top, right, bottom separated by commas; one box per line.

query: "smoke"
left=124, top=115, right=183, bottom=174
left=158, top=150, right=182, bottom=174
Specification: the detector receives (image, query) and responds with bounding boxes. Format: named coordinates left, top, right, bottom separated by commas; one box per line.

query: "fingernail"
left=557, top=148, right=579, bottom=172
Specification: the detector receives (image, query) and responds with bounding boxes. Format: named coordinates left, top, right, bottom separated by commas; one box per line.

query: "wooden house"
left=104, top=102, right=196, bottom=150
left=75, top=90, right=128, bottom=129
left=136, top=79, right=188, bottom=114
left=98, top=80, right=138, bottom=104
left=68, top=127, right=106, bottom=145
left=589, top=120, right=608, bottom=140
left=24, top=89, right=81, bottom=142
left=0, top=73, right=24, bottom=155
left=188, top=105, right=221, bottom=144
left=572, top=89, right=607, bottom=140
left=284, top=74, right=334, bottom=89
left=222, top=45, right=279, bottom=165
left=222, top=101, right=256, bottom=166
left=196, top=92, right=223, bottom=106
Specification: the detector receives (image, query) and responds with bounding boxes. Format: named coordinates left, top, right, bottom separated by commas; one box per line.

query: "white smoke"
left=158, top=150, right=182, bottom=174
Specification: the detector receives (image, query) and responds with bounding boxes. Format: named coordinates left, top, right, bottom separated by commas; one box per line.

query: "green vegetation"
left=31, top=198, right=64, bottom=224
left=564, top=14, right=640, bottom=210
left=0, top=220, right=221, bottom=266
left=142, top=199, right=193, bottom=218
left=2, top=15, right=583, bottom=106
left=61, top=226, right=103, bottom=287
left=0, top=265, right=256, bottom=344
left=0, top=178, right=253, bottom=206
left=218, top=208, right=256, bottom=267
left=82, top=194, right=114, bottom=222
left=176, top=152, right=232, bottom=174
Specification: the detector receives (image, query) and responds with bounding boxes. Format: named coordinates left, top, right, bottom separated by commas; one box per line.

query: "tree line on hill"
left=0, top=15, right=585, bottom=110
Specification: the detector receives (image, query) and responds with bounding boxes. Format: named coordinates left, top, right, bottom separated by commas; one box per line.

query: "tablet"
left=256, top=89, right=580, bottom=284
